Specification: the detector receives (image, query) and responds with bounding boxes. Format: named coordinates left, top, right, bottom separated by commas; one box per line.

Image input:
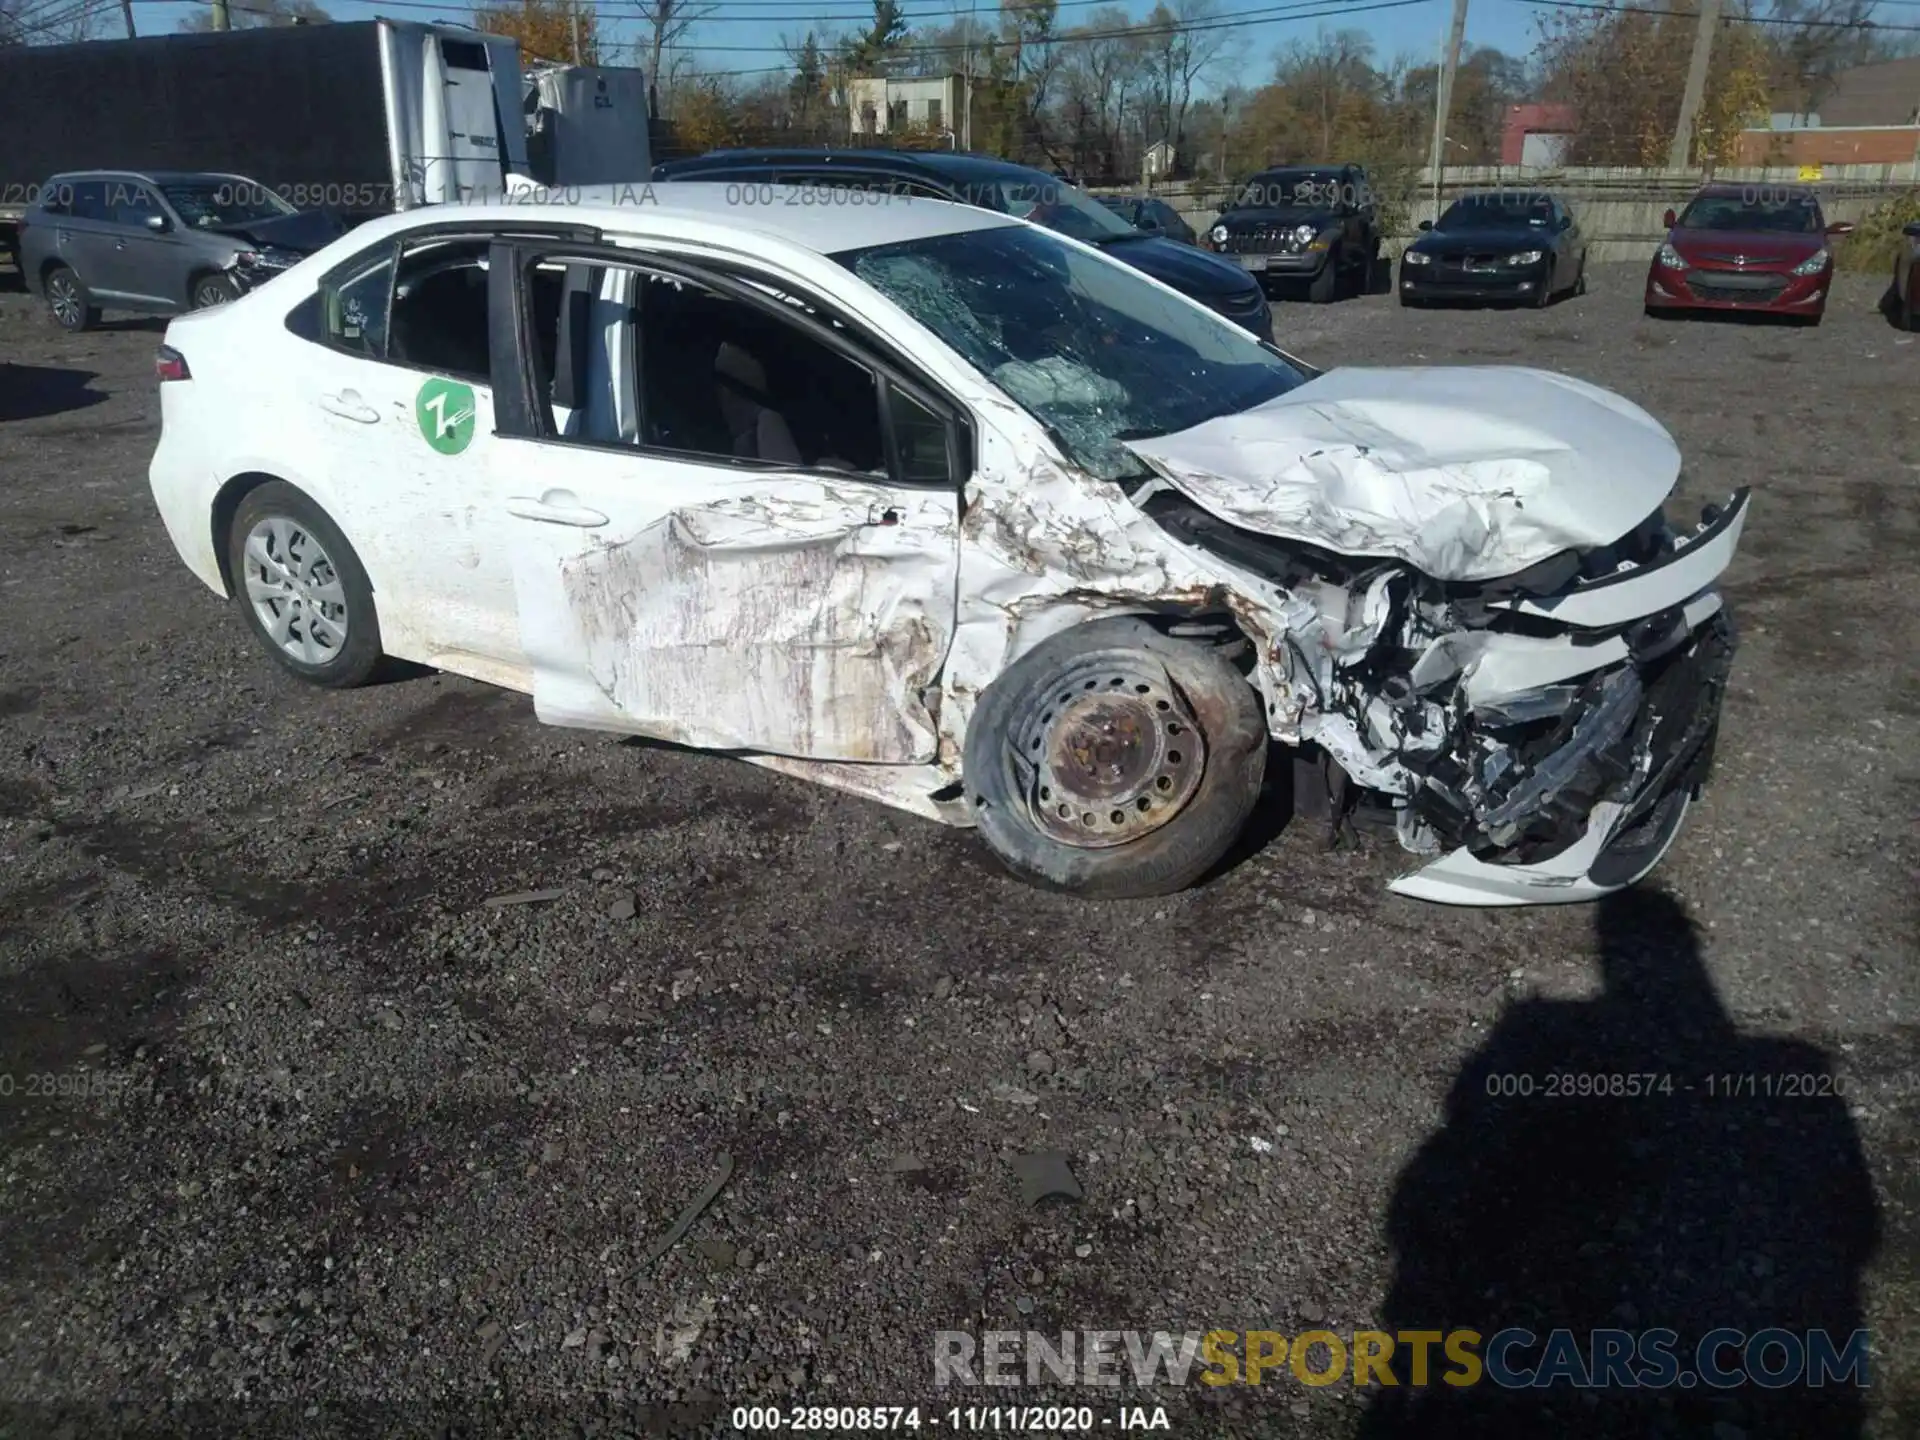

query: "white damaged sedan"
left=148, top=185, right=1746, bottom=905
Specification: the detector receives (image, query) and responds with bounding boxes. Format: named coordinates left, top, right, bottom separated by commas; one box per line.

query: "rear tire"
left=43, top=264, right=98, bottom=332
left=227, top=482, right=384, bottom=689
left=963, top=616, right=1268, bottom=899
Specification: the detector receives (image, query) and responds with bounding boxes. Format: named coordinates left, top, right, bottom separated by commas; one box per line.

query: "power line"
left=1515, top=0, right=1920, bottom=30
left=133, top=0, right=1432, bottom=51
left=654, top=0, right=1436, bottom=49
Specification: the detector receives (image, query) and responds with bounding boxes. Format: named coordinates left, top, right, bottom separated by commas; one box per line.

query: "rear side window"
left=323, top=243, right=397, bottom=358
left=311, top=234, right=493, bottom=380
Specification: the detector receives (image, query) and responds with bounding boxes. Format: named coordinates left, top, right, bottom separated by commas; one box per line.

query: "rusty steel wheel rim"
left=1013, top=658, right=1207, bottom=848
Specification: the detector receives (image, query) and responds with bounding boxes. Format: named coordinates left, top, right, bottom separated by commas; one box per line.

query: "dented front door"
left=499, top=443, right=960, bottom=763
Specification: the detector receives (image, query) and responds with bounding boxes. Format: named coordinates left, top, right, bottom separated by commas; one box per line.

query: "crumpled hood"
left=1122, top=365, right=1681, bottom=583
left=209, top=207, right=351, bottom=254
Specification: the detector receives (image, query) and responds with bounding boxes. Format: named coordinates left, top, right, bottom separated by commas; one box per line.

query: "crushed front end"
left=1141, top=485, right=1751, bottom=905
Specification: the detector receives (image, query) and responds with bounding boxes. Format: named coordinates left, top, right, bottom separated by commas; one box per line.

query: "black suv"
left=652, top=148, right=1273, bottom=341
left=1206, top=164, right=1379, bottom=303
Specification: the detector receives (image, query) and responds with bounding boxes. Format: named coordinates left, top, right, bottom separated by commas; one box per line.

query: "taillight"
left=156, top=345, right=190, bottom=383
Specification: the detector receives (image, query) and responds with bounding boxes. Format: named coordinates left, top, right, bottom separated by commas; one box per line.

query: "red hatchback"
left=1645, top=184, right=1854, bottom=324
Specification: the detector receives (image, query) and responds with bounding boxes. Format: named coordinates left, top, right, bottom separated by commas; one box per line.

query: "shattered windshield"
left=839, top=225, right=1307, bottom=482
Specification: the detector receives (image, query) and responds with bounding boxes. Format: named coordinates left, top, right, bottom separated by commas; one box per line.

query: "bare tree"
left=1058, top=6, right=1150, bottom=178
left=634, top=0, right=715, bottom=116
left=5, top=0, right=107, bottom=42
left=178, top=0, right=327, bottom=27
left=1272, top=27, right=1378, bottom=158
left=1139, top=0, right=1230, bottom=160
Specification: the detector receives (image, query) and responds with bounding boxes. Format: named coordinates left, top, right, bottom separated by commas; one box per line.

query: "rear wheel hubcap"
left=243, top=516, right=350, bottom=666
left=1014, top=659, right=1206, bottom=848
left=49, top=275, right=80, bottom=325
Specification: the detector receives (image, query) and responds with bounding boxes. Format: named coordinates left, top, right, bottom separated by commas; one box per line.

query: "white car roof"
left=352, top=180, right=1019, bottom=257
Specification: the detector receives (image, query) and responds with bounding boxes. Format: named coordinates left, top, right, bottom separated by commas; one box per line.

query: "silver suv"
left=19, top=170, right=342, bottom=331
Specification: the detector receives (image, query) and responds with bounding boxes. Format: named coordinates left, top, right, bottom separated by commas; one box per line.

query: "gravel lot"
left=1, top=263, right=1915, bottom=1439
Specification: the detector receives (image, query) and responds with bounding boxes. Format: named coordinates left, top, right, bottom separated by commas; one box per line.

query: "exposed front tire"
left=963, top=617, right=1268, bottom=899
left=44, top=265, right=99, bottom=332
left=192, top=273, right=239, bottom=310
left=227, top=481, right=383, bottom=689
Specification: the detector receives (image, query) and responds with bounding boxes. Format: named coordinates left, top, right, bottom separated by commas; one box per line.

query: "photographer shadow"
left=1361, top=888, right=1878, bottom=1438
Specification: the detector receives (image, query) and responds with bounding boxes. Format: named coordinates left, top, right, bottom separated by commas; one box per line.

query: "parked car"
left=1097, top=193, right=1198, bottom=246
left=147, top=183, right=1746, bottom=906
left=1893, top=218, right=1920, bottom=331
left=20, top=170, right=350, bottom=330
left=1399, top=190, right=1587, bottom=307
left=1204, top=163, right=1379, bottom=303
left=650, top=148, right=1273, bottom=340
left=1645, top=183, right=1854, bottom=324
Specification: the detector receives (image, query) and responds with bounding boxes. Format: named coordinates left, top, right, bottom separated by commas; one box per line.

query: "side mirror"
left=1905, top=220, right=1920, bottom=238
left=145, top=213, right=170, bottom=233
left=1137, top=218, right=1163, bottom=235
left=1662, top=208, right=1677, bottom=228
left=1825, top=221, right=1855, bottom=237
left=1417, top=219, right=1433, bottom=231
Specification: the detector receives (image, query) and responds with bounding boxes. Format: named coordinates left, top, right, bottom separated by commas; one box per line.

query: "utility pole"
left=962, top=0, right=976, bottom=152
left=1426, top=0, right=1468, bottom=221
left=1667, top=0, right=1722, bottom=171
left=570, top=0, right=582, bottom=63
left=211, top=0, right=230, bottom=28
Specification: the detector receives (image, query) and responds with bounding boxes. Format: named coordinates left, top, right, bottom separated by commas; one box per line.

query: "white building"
left=848, top=75, right=964, bottom=138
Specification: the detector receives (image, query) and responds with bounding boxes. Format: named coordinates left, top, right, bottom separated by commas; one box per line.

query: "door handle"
left=866, top=504, right=901, bottom=527
left=507, top=496, right=608, bottom=528
left=318, top=391, right=379, bottom=424
left=114, top=241, right=126, bottom=251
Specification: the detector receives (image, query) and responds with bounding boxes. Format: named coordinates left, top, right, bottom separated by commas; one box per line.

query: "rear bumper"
left=1392, top=609, right=1735, bottom=905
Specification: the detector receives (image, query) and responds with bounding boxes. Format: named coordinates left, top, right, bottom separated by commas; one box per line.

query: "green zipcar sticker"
left=416, top=376, right=477, bottom=456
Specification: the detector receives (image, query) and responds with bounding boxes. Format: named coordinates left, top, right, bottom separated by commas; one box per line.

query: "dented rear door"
left=493, top=252, right=961, bottom=764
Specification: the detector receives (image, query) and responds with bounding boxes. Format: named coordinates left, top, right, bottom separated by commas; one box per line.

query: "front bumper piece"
left=1388, top=489, right=1749, bottom=906
left=1391, top=611, right=1734, bottom=905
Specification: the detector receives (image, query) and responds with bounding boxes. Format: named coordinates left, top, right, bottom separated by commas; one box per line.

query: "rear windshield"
left=838, top=224, right=1306, bottom=483
left=963, top=175, right=1138, bottom=243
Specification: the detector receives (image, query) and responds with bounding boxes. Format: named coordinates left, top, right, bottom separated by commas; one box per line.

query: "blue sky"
left=150, top=0, right=1548, bottom=91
